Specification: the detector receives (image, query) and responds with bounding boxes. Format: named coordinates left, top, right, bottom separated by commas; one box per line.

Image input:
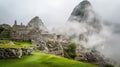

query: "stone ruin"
left=0, top=48, right=33, bottom=59
left=0, top=16, right=66, bottom=58
left=0, top=41, right=33, bottom=59
left=0, top=0, right=115, bottom=66
left=8, top=16, right=67, bottom=57
left=11, top=16, right=47, bottom=41
left=0, top=15, right=111, bottom=67
left=31, top=32, right=66, bottom=56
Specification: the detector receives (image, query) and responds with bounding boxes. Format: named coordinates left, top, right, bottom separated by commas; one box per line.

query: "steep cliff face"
left=69, top=0, right=102, bottom=32
left=67, top=0, right=106, bottom=49
left=70, top=0, right=91, bottom=19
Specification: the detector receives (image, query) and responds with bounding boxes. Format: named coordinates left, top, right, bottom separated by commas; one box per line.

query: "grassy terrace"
left=0, top=51, right=97, bottom=67
left=0, top=40, right=34, bottom=48
left=0, top=44, right=24, bottom=48
left=0, top=40, right=98, bottom=67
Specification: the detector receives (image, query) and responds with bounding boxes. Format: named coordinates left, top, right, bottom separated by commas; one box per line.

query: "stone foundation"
left=0, top=48, right=33, bottom=59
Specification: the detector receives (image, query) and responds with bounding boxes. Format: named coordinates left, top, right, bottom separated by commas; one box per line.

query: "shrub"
left=105, top=63, right=114, bottom=67
left=63, top=41, right=76, bottom=59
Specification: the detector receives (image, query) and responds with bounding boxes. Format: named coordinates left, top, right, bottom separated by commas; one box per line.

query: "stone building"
left=11, top=16, right=47, bottom=41
left=11, top=21, right=30, bottom=41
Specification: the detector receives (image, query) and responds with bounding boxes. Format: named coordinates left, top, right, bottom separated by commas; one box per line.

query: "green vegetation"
left=0, top=40, right=97, bottom=67
left=14, top=41, right=32, bottom=46
left=0, top=29, right=11, bottom=38
left=0, top=51, right=97, bottom=67
left=0, top=40, right=34, bottom=48
left=63, top=41, right=76, bottom=59
left=0, top=24, right=11, bottom=39
left=0, top=44, right=23, bottom=48
left=105, top=63, right=114, bottom=67
left=1, top=40, right=11, bottom=42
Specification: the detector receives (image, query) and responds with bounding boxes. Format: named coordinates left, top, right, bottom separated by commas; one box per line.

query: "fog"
left=0, top=0, right=120, bottom=29
left=0, top=0, right=120, bottom=66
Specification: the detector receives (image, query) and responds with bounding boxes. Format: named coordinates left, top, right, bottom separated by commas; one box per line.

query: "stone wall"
left=0, top=48, right=33, bottom=59
left=31, top=33, right=67, bottom=57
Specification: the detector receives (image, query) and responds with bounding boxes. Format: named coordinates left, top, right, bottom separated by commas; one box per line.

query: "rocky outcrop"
left=0, top=48, right=33, bottom=59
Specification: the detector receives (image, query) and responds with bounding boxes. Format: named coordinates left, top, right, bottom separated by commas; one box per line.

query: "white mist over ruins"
left=0, top=0, right=120, bottom=67
left=52, top=0, right=120, bottom=67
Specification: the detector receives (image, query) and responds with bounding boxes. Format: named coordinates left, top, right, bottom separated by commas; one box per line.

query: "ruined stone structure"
left=0, top=48, right=33, bottom=59
left=11, top=16, right=47, bottom=41
left=31, top=32, right=66, bottom=56
left=10, top=16, right=65, bottom=56
left=12, top=21, right=30, bottom=41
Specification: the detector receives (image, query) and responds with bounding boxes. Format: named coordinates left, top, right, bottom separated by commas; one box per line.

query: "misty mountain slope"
left=102, top=22, right=120, bottom=67
left=53, top=0, right=106, bottom=48
left=104, top=22, right=120, bottom=34
left=68, top=0, right=120, bottom=67
left=52, top=0, right=113, bottom=67
left=69, top=0, right=102, bottom=33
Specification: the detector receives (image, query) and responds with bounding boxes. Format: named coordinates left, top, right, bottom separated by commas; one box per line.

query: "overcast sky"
left=0, top=0, right=120, bottom=29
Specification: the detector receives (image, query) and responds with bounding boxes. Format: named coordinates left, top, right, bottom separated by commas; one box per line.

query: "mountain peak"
left=68, top=0, right=102, bottom=32
left=27, top=16, right=47, bottom=30
left=79, top=0, right=91, bottom=8
left=32, top=16, right=40, bottom=20
left=70, top=0, right=91, bottom=19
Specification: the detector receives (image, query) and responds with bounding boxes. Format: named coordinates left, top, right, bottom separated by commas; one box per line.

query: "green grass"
left=0, top=51, right=97, bottom=67
left=0, top=44, right=23, bottom=48
left=0, top=40, right=97, bottom=67
left=1, top=40, right=11, bottom=42
left=14, top=41, right=32, bottom=46
left=0, top=40, right=34, bottom=48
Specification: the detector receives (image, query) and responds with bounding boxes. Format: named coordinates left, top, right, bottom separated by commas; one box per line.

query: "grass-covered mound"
left=0, top=51, right=97, bottom=67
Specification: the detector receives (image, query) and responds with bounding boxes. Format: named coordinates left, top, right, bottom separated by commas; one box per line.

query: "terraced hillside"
left=0, top=51, right=97, bottom=67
